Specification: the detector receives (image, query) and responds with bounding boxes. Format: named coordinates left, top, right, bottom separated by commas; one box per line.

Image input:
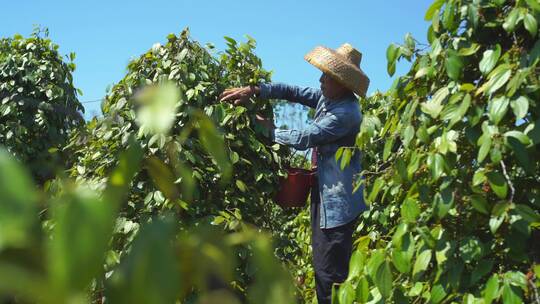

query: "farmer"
left=220, top=43, right=369, bottom=304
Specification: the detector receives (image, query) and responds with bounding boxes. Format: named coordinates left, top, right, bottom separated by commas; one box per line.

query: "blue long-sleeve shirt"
left=259, top=82, right=366, bottom=229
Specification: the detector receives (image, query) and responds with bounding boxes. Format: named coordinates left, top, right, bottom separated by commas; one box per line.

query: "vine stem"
left=499, top=160, right=515, bottom=203
left=528, top=272, right=540, bottom=304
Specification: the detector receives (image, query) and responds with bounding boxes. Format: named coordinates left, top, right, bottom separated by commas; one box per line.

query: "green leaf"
left=331, top=286, right=339, bottom=304
left=526, top=0, right=540, bottom=11
left=460, top=83, right=476, bottom=92
left=479, top=45, right=501, bottom=75
left=0, top=150, right=38, bottom=250
left=0, top=263, right=51, bottom=303
left=412, top=250, right=432, bottom=280
left=367, top=250, right=386, bottom=279
left=236, top=180, right=247, bottom=192
left=338, top=281, right=355, bottom=304
left=49, top=189, right=115, bottom=294
left=401, top=198, right=421, bottom=223
left=446, top=51, right=463, bottom=80
left=481, top=64, right=512, bottom=96
left=368, top=178, right=385, bottom=203
left=392, top=223, right=408, bottom=248
left=503, top=9, right=521, bottom=32
left=458, top=43, right=481, bottom=56
left=473, top=169, right=487, bottom=186
left=449, top=94, right=471, bottom=127
left=505, top=271, right=528, bottom=289
left=430, top=284, right=447, bottom=304
left=486, top=171, right=508, bottom=199
left=211, top=216, right=225, bottom=226
left=392, top=232, right=415, bottom=274
left=104, top=138, right=143, bottom=204
left=505, top=131, right=531, bottom=145
left=462, top=294, right=480, bottom=304
left=425, top=0, right=445, bottom=20
left=224, top=36, right=237, bottom=46
left=468, top=3, right=480, bottom=29
left=529, top=39, right=540, bottom=65
left=387, top=44, right=399, bottom=76
left=459, top=237, right=485, bottom=263
left=374, top=261, right=393, bottom=299
left=408, top=282, right=423, bottom=297
left=470, top=194, right=490, bottom=215
left=528, top=118, right=540, bottom=145
left=524, top=13, right=538, bottom=37
left=135, top=82, right=179, bottom=136
left=434, top=130, right=458, bottom=155
left=507, top=69, right=528, bottom=97
left=106, top=217, right=180, bottom=304
left=355, top=276, right=370, bottom=303
left=433, top=188, right=454, bottom=219
left=392, top=250, right=412, bottom=274
left=471, top=259, right=494, bottom=284
left=402, top=125, right=415, bottom=147
left=421, top=87, right=449, bottom=118
left=195, top=111, right=232, bottom=181
left=490, top=145, right=503, bottom=163
left=515, top=204, right=540, bottom=223
left=383, top=137, right=395, bottom=161
left=340, top=148, right=352, bottom=170
left=416, top=226, right=436, bottom=248
left=427, top=153, right=445, bottom=180
left=477, top=134, right=492, bottom=163
left=174, top=161, right=196, bottom=202
left=488, top=96, right=509, bottom=125
left=348, top=250, right=366, bottom=280
left=510, top=96, right=529, bottom=121
left=405, top=33, right=415, bottom=50
left=489, top=216, right=505, bottom=234
left=415, top=66, right=434, bottom=79
left=435, top=240, right=453, bottom=266
left=483, top=274, right=499, bottom=304
left=442, top=0, right=458, bottom=31
left=536, top=265, right=540, bottom=276
left=145, top=156, right=180, bottom=200
left=494, top=202, right=511, bottom=217
left=502, top=283, right=523, bottom=304
left=335, top=147, right=345, bottom=162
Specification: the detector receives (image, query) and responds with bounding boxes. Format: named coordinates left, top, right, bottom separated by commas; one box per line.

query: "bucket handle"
left=286, top=148, right=312, bottom=169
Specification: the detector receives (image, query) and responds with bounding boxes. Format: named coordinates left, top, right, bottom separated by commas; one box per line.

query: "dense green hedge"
left=0, top=28, right=302, bottom=304
left=62, top=29, right=304, bottom=301
left=0, top=28, right=84, bottom=183
left=335, top=0, right=540, bottom=302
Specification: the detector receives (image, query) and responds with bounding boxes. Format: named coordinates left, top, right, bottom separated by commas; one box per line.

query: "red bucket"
left=275, top=168, right=316, bottom=208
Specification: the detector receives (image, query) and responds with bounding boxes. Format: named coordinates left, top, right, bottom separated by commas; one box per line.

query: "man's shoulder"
left=330, top=98, right=360, bottom=113
left=327, top=99, right=361, bottom=126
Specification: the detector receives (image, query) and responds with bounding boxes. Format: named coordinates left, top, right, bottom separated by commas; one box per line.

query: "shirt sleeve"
left=259, top=82, right=321, bottom=109
left=271, top=108, right=356, bottom=150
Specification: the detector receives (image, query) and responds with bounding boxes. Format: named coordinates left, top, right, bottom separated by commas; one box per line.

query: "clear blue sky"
left=2, top=0, right=433, bottom=119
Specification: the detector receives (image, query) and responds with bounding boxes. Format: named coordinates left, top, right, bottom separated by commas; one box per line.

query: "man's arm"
left=219, top=83, right=321, bottom=109
left=258, top=83, right=321, bottom=109
left=272, top=108, right=358, bottom=150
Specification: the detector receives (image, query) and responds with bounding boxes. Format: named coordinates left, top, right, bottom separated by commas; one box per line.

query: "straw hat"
left=304, top=43, right=370, bottom=97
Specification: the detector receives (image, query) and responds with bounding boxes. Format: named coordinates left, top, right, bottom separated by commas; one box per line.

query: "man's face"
left=319, top=73, right=349, bottom=99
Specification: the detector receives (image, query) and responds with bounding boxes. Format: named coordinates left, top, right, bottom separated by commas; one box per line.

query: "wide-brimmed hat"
left=304, top=43, right=370, bottom=97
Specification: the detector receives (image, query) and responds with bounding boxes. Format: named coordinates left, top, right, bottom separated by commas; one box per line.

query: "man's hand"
left=219, top=86, right=260, bottom=106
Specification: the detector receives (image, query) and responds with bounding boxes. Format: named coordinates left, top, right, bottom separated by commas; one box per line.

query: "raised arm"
left=258, top=83, right=321, bottom=109
left=272, top=107, right=360, bottom=150
left=219, top=83, right=321, bottom=109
